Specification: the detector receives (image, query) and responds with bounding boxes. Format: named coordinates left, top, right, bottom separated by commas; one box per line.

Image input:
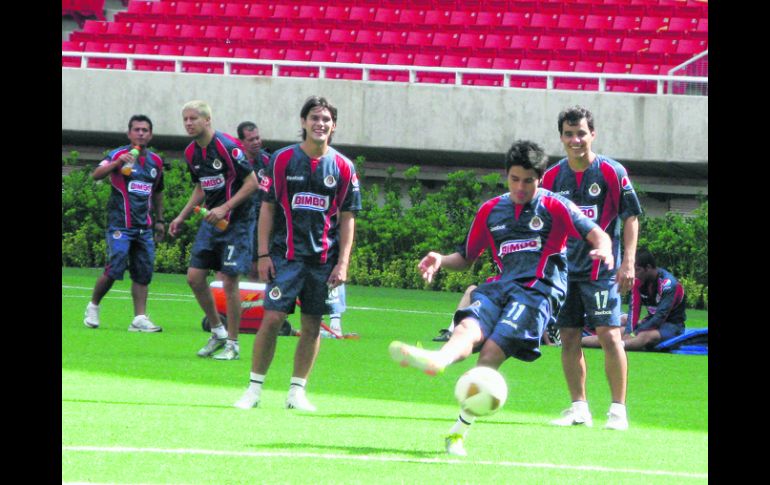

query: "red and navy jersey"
left=259, top=144, right=362, bottom=264
left=102, top=145, right=164, bottom=229
left=628, top=268, right=687, bottom=332
left=249, top=148, right=272, bottom=215
left=459, top=189, right=598, bottom=301
left=542, top=155, right=642, bottom=280
left=183, top=131, right=255, bottom=223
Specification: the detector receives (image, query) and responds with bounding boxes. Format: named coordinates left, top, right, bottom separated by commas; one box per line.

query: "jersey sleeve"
left=260, top=153, right=277, bottom=203
left=458, top=199, right=497, bottom=261
left=615, top=164, right=643, bottom=221
left=339, top=163, right=362, bottom=214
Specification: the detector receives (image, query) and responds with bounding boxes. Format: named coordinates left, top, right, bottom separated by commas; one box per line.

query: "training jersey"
left=542, top=155, right=642, bottom=281
left=458, top=189, right=598, bottom=301
left=101, top=145, right=164, bottom=229
left=628, top=268, right=687, bottom=332
left=183, top=131, right=256, bottom=223
left=249, top=148, right=271, bottom=215
left=259, top=143, right=362, bottom=264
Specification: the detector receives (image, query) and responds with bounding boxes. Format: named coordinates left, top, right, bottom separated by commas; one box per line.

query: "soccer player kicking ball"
left=234, top=96, right=361, bottom=412
left=388, top=140, right=614, bottom=456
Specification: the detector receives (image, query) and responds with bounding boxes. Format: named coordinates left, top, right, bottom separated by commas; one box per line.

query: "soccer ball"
left=454, top=366, right=508, bottom=417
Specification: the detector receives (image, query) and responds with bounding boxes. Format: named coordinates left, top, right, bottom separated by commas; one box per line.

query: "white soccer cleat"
left=388, top=341, right=444, bottom=376
left=445, top=434, right=467, bottom=456
left=128, top=315, right=162, bottom=333
left=197, top=335, right=226, bottom=357
left=234, top=389, right=261, bottom=409
left=285, top=389, right=317, bottom=412
left=213, top=341, right=239, bottom=360
left=550, top=404, right=594, bottom=427
left=84, top=303, right=100, bottom=329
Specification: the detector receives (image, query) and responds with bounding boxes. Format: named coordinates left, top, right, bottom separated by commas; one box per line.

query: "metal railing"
left=63, top=51, right=709, bottom=95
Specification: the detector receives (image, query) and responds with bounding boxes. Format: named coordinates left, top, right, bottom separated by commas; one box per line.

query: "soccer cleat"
left=388, top=341, right=445, bottom=376
left=285, top=389, right=317, bottom=412
left=197, top=335, right=226, bottom=357
left=128, top=315, right=162, bottom=333
left=605, top=411, right=629, bottom=431
left=212, top=341, right=239, bottom=360
left=550, top=404, right=593, bottom=427
left=320, top=328, right=337, bottom=339
left=84, top=303, right=100, bottom=328
left=432, top=328, right=452, bottom=342
left=445, top=434, right=467, bottom=456
left=234, top=389, right=260, bottom=409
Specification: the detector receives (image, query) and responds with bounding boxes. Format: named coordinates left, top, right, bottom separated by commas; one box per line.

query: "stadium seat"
left=205, top=25, right=231, bottom=43
left=303, top=28, right=330, bottom=43
left=231, top=64, right=269, bottom=76
left=405, top=31, right=434, bottom=48
left=639, top=16, right=670, bottom=33
left=81, top=20, right=108, bottom=36
left=603, top=61, right=631, bottom=73
left=387, top=52, right=414, bottom=65
left=279, top=27, right=306, bottom=43
left=575, top=60, right=604, bottom=72
left=159, top=44, right=184, bottom=57
left=285, top=48, right=312, bottom=61
left=180, top=24, right=206, bottom=40
left=467, top=56, right=493, bottom=69
left=349, top=6, right=376, bottom=23
left=108, top=42, right=134, bottom=54
left=88, top=57, right=128, bottom=70
left=492, top=57, right=520, bottom=70
left=696, top=18, right=708, bottom=34
left=356, top=30, right=384, bottom=47
left=530, top=13, right=560, bottom=30
left=458, top=33, right=486, bottom=50
left=130, top=22, right=156, bottom=39
left=668, top=16, right=699, bottom=34
left=675, top=39, right=707, bottom=55
left=449, top=10, right=476, bottom=27
left=537, top=35, right=567, bottom=50
left=104, top=21, right=132, bottom=39
left=299, top=5, right=325, bottom=19
left=432, top=32, right=460, bottom=49
left=230, top=26, right=256, bottom=43
left=209, top=46, right=235, bottom=58
left=649, top=38, right=678, bottom=55
left=463, top=74, right=503, bottom=87
left=361, top=51, right=388, bottom=65
left=382, top=30, right=408, bottom=46
left=62, top=40, right=86, bottom=52
left=548, top=59, right=576, bottom=72
left=223, top=3, right=249, bottom=21
left=84, top=41, right=110, bottom=52
left=175, top=2, right=202, bottom=19
left=398, top=8, right=426, bottom=26
left=336, top=51, right=362, bottom=63
left=425, top=9, right=451, bottom=26
left=620, top=37, right=650, bottom=53
left=483, top=34, right=512, bottom=51
left=416, top=72, right=455, bottom=85
left=501, top=12, right=531, bottom=28
left=183, top=45, right=210, bottom=58
left=182, top=63, right=224, bottom=75
left=330, top=29, right=357, bottom=44
left=583, top=14, right=614, bottom=33
left=520, top=58, right=548, bottom=71
left=565, top=35, right=594, bottom=51
left=199, top=3, right=226, bottom=19
left=510, top=78, right=547, bottom=90
left=509, top=34, right=540, bottom=50
left=149, top=1, right=178, bottom=18
left=127, top=1, right=153, bottom=17
left=246, top=4, right=274, bottom=18
left=154, top=23, right=182, bottom=41
left=475, top=11, right=503, bottom=28
left=612, top=15, right=641, bottom=31
left=374, top=7, right=401, bottom=25
left=368, top=70, right=410, bottom=83
left=134, top=43, right=160, bottom=56
left=325, top=68, right=362, bottom=80
left=310, top=50, right=337, bottom=62
left=630, top=63, right=660, bottom=75
left=557, top=14, right=586, bottom=31
left=324, top=6, right=350, bottom=23
left=279, top=66, right=317, bottom=78
left=274, top=4, right=300, bottom=19
left=413, top=53, right=441, bottom=67
left=259, top=47, right=286, bottom=60
left=441, top=54, right=468, bottom=68
left=254, top=27, right=281, bottom=41
left=594, top=36, right=623, bottom=52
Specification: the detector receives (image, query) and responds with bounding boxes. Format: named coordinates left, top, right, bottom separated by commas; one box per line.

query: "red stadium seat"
left=130, top=22, right=156, bottom=39
left=183, top=45, right=210, bottom=57
left=594, top=36, right=623, bottom=52
left=547, top=60, right=576, bottom=72
left=285, top=49, right=312, bottom=61
left=274, top=4, right=300, bottom=19
left=299, top=5, right=325, bottom=19
left=463, top=74, right=503, bottom=87
left=279, top=27, right=306, bottom=43
left=108, top=42, right=134, bottom=54
left=127, top=1, right=153, bottom=16
left=248, top=4, right=275, bottom=18
left=231, top=64, right=269, bottom=76
left=233, top=47, right=260, bottom=59
left=449, top=10, right=476, bottom=27
left=501, top=12, right=531, bottom=28
left=254, top=27, right=281, bottom=41
left=349, top=6, right=376, bottom=23
left=223, top=3, right=249, bottom=21
left=398, top=9, right=426, bottom=26
left=620, top=37, right=650, bottom=53
left=565, top=35, right=594, bottom=51
left=405, top=31, right=434, bottom=47
left=336, top=51, right=362, bottom=63
left=305, top=28, right=331, bottom=43
left=205, top=25, right=231, bottom=43
left=467, top=56, right=493, bottom=69
left=368, top=70, right=409, bottom=83
left=458, top=33, right=486, bottom=50
left=325, top=68, right=362, bottom=80
left=475, top=11, right=503, bottom=28
left=416, top=72, right=455, bottom=85
left=259, top=47, right=286, bottom=60
left=575, top=60, right=604, bottom=72
left=134, top=43, right=160, bottom=56
left=310, top=50, right=337, bottom=62
left=324, top=6, right=350, bottom=23
left=425, top=9, right=451, bottom=26
left=88, top=57, right=128, bottom=70
left=668, top=17, right=699, bottom=34
left=199, top=3, right=226, bottom=18
left=330, top=29, right=357, bottom=44
left=537, top=35, right=567, bottom=50
left=639, top=16, right=670, bottom=33
left=630, top=63, right=660, bottom=75
left=81, top=20, right=108, bottom=36
left=230, top=26, right=256, bottom=42
left=441, top=54, right=468, bottom=68
left=175, top=2, right=202, bottom=19
left=209, top=46, right=235, bottom=58
left=182, top=63, right=225, bottom=75
left=413, top=53, right=441, bottom=67
left=649, top=38, right=678, bottom=55
left=62, top=40, right=86, bottom=52
left=432, top=32, right=460, bottom=49
left=149, top=1, right=177, bottom=17
left=557, top=14, right=586, bottom=31
left=520, top=58, right=548, bottom=71
left=388, top=52, right=414, bottom=65
left=180, top=24, right=206, bottom=40
left=159, top=44, right=184, bottom=57
left=530, top=13, right=560, bottom=30
left=84, top=41, right=110, bottom=52
left=361, top=51, right=388, bottom=65
left=483, top=34, right=512, bottom=50
left=612, top=15, right=641, bottom=31
left=509, top=35, right=539, bottom=50
left=105, top=21, right=132, bottom=38
left=492, top=57, right=520, bottom=70
left=356, top=30, right=383, bottom=46
left=154, top=23, right=182, bottom=41
left=603, top=61, right=631, bottom=73
left=675, top=39, right=707, bottom=55
left=696, top=18, right=708, bottom=34
left=374, top=7, right=401, bottom=25
left=279, top=66, right=318, bottom=78
left=583, top=15, right=614, bottom=33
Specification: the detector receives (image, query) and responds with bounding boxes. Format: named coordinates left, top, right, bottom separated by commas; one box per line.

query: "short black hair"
left=635, top=247, right=657, bottom=269
left=300, top=96, right=337, bottom=142
left=128, top=114, right=153, bottom=132
left=504, top=140, right=549, bottom=178
left=237, top=121, right=258, bottom=140
left=557, top=105, right=594, bottom=135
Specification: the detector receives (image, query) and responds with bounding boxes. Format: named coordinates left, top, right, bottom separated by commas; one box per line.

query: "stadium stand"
left=63, top=0, right=708, bottom=94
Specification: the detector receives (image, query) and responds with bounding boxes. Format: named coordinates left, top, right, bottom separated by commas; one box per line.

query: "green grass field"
left=62, top=267, right=708, bottom=484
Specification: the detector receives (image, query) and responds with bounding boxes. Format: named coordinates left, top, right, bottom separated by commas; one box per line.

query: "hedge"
left=61, top=154, right=708, bottom=309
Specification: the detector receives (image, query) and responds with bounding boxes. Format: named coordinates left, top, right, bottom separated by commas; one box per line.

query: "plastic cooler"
left=205, top=280, right=266, bottom=333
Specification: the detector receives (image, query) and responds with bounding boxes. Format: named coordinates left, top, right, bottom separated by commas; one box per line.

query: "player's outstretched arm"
left=586, top=227, right=615, bottom=271
left=418, top=252, right=472, bottom=283
left=170, top=185, right=205, bottom=237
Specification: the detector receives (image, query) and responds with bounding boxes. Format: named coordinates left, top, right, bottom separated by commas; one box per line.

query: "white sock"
left=88, top=302, right=99, bottom=309
left=449, top=409, right=476, bottom=436
left=227, top=338, right=238, bottom=347
left=289, top=377, right=307, bottom=394
left=447, top=320, right=455, bottom=332
left=248, top=372, right=265, bottom=393
left=212, top=324, right=227, bottom=339
left=329, top=314, right=342, bottom=332
left=572, top=400, right=590, bottom=413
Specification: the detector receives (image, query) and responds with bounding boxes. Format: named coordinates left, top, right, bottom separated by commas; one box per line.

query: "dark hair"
left=504, top=140, right=549, bottom=178
left=128, top=114, right=153, bottom=132
left=635, top=247, right=656, bottom=269
left=237, top=121, right=258, bottom=140
left=300, top=96, right=337, bottom=142
left=557, top=105, right=594, bottom=135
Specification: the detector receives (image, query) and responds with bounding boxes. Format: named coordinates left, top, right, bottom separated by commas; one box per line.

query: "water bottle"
left=194, top=206, right=229, bottom=231
left=122, top=145, right=141, bottom=176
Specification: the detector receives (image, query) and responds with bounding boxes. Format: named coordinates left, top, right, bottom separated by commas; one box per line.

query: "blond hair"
left=182, top=100, right=212, bottom=119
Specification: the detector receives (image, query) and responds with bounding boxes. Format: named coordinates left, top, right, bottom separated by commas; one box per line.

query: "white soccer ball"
left=454, top=366, right=508, bottom=417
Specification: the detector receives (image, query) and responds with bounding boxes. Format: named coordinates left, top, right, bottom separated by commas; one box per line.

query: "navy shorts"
left=454, top=280, right=554, bottom=362
left=189, top=217, right=255, bottom=276
left=263, top=257, right=336, bottom=315
left=104, top=227, right=155, bottom=285
left=326, top=283, right=346, bottom=314
left=557, top=278, right=621, bottom=330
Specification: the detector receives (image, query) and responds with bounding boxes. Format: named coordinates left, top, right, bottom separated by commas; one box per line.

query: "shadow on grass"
left=244, top=441, right=443, bottom=459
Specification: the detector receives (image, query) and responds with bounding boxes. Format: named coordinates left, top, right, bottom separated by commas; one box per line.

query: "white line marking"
left=61, top=445, right=707, bottom=479
left=62, top=286, right=451, bottom=315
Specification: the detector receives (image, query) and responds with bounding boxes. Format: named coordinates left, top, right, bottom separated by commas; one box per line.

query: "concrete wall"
left=62, top=69, right=707, bottom=164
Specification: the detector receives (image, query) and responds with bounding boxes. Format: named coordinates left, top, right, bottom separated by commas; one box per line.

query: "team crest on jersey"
left=324, top=175, right=337, bottom=188
left=128, top=181, right=153, bottom=195
left=269, top=287, right=282, bottom=300
left=212, top=159, right=223, bottom=170
left=150, top=168, right=157, bottom=178
left=529, top=216, right=543, bottom=230
left=231, top=147, right=243, bottom=160
left=292, top=192, right=329, bottom=211
left=112, top=230, right=122, bottom=239
left=259, top=175, right=272, bottom=192
left=200, top=174, right=225, bottom=190
left=621, top=176, right=634, bottom=191
left=499, top=237, right=541, bottom=256
left=589, top=183, right=601, bottom=196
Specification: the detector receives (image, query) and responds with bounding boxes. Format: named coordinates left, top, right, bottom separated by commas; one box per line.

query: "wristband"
left=258, top=254, right=270, bottom=259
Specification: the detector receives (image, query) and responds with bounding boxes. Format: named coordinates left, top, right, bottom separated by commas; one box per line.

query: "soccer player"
left=388, top=140, right=614, bottom=456
left=620, top=248, right=687, bottom=350
left=83, top=114, right=165, bottom=333
left=169, top=100, right=259, bottom=360
left=236, top=121, right=272, bottom=282
left=542, top=105, right=642, bottom=431
left=234, top=96, right=361, bottom=411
